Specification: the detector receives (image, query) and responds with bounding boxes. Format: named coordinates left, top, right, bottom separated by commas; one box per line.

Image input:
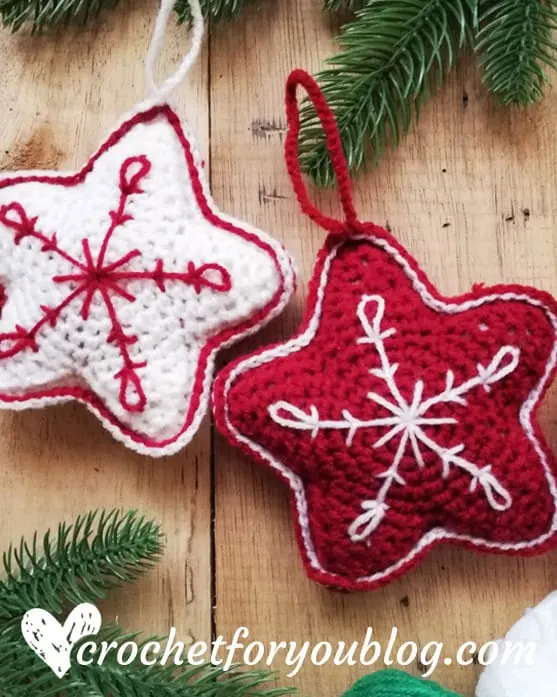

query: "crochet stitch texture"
left=212, top=69, right=557, bottom=591
left=343, top=671, right=460, bottom=697
left=0, top=105, right=295, bottom=455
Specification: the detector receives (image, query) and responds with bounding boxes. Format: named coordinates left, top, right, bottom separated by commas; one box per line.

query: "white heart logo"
left=21, top=603, right=102, bottom=678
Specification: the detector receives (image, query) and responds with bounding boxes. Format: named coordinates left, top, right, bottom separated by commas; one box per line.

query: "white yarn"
left=0, top=0, right=296, bottom=456
left=0, top=109, right=295, bottom=456
left=476, top=591, right=557, bottom=697
left=144, top=0, right=204, bottom=101
left=268, top=293, right=517, bottom=545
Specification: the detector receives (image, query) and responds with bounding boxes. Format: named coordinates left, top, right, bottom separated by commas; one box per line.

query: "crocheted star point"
left=0, top=105, right=295, bottom=455
left=212, top=69, right=557, bottom=591
left=270, top=291, right=521, bottom=544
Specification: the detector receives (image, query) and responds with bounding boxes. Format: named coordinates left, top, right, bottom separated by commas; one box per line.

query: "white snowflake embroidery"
left=268, top=294, right=520, bottom=543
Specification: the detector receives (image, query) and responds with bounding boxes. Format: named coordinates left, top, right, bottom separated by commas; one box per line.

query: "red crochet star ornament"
left=212, top=70, right=557, bottom=591
left=0, top=105, right=295, bottom=456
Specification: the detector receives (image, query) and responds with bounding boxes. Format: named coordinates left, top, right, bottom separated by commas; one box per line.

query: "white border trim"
left=221, top=234, right=557, bottom=585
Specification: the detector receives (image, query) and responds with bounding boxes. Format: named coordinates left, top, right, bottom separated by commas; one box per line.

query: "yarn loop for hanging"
left=144, top=0, right=204, bottom=101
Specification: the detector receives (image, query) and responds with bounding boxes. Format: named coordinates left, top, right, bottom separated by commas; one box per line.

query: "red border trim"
left=212, top=222, right=557, bottom=591
left=0, top=105, right=290, bottom=451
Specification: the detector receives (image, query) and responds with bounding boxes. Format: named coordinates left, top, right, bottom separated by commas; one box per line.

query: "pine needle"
left=324, top=0, right=365, bottom=9
left=65, top=631, right=290, bottom=697
left=0, top=509, right=163, bottom=627
left=0, top=624, right=295, bottom=697
left=0, top=0, right=252, bottom=31
left=3, top=0, right=557, bottom=179
left=67, top=643, right=293, bottom=697
left=0, top=511, right=295, bottom=697
left=476, top=0, right=557, bottom=105
left=176, top=0, right=255, bottom=23
left=0, top=0, right=118, bottom=31
left=300, top=0, right=475, bottom=185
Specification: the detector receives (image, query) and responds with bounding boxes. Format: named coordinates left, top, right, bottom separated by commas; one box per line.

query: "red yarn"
left=284, top=69, right=359, bottom=236
left=0, top=156, right=232, bottom=414
left=212, top=70, right=557, bottom=591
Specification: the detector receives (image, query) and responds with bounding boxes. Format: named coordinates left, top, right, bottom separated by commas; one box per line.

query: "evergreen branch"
left=177, top=0, right=255, bottom=23
left=0, top=628, right=60, bottom=697
left=0, top=509, right=163, bottom=628
left=324, top=0, right=366, bottom=9
left=0, top=0, right=119, bottom=31
left=68, top=633, right=292, bottom=697
left=0, top=623, right=295, bottom=697
left=0, top=510, right=295, bottom=697
left=300, top=0, right=476, bottom=185
left=0, top=0, right=252, bottom=31
left=476, top=0, right=557, bottom=105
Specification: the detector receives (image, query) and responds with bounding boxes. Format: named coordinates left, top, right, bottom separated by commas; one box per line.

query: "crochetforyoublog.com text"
left=76, top=626, right=535, bottom=678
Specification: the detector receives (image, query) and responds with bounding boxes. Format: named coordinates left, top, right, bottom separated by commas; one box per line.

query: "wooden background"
left=2, top=1, right=557, bottom=695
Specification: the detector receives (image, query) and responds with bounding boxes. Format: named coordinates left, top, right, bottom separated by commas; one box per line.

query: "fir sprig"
left=66, top=631, right=292, bottom=697
left=176, top=0, right=254, bottom=23
left=0, top=624, right=292, bottom=697
left=0, top=0, right=252, bottom=31
left=0, top=0, right=116, bottom=31
left=324, top=0, right=364, bottom=8
left=300, top=0, right=475, bottom=186
left=3, top=0, right=557, bottom=181
left=0, top=509, right=163, bottom=627
left=476, top=0, right=557, bottom=105
left=302, top=0, right=557, bottom=183
left=0, top=510, right=292, bottom=697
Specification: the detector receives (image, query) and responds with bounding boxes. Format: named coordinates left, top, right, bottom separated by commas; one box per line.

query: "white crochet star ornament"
left=0, top=0, right=295, bottom=456
left=476, top=591, right=557, bottom=697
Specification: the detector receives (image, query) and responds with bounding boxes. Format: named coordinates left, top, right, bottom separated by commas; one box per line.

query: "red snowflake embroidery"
left=0, top=156, right=232, bottom=413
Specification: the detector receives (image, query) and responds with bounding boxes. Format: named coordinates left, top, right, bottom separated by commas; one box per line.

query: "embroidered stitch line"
left=0, top=155, right=232, bottom=413
left=215, top=231, right=557, bottom=590
left=0, top=104, right=296, bottom=457
left=268, top=294, right=517, bottom=542
left=0, top=0, right=297, bottom=456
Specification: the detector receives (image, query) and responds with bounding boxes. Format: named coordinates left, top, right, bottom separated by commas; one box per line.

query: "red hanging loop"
left=284, top=69, right=359, bottom=236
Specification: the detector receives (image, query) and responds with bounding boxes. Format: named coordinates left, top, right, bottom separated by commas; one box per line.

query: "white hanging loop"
left=145, top=0, right=205, bottom=102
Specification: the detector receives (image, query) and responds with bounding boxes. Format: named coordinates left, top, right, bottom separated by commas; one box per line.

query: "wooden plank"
left=210, top=2, right=557, bottom=696
left=0, top=2, right=212, bottom=645
left=2, top=2, right=557, bottom=696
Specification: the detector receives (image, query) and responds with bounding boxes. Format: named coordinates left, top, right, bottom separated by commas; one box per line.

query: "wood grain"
left=1, top=1, right=557, bottom=696
left=0, top=0, right=212, bottom=646
left=210, top=2, right=557, bottom=696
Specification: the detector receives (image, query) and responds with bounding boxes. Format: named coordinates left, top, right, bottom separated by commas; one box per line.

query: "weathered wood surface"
left=2, top=1, right=557, bottom=694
